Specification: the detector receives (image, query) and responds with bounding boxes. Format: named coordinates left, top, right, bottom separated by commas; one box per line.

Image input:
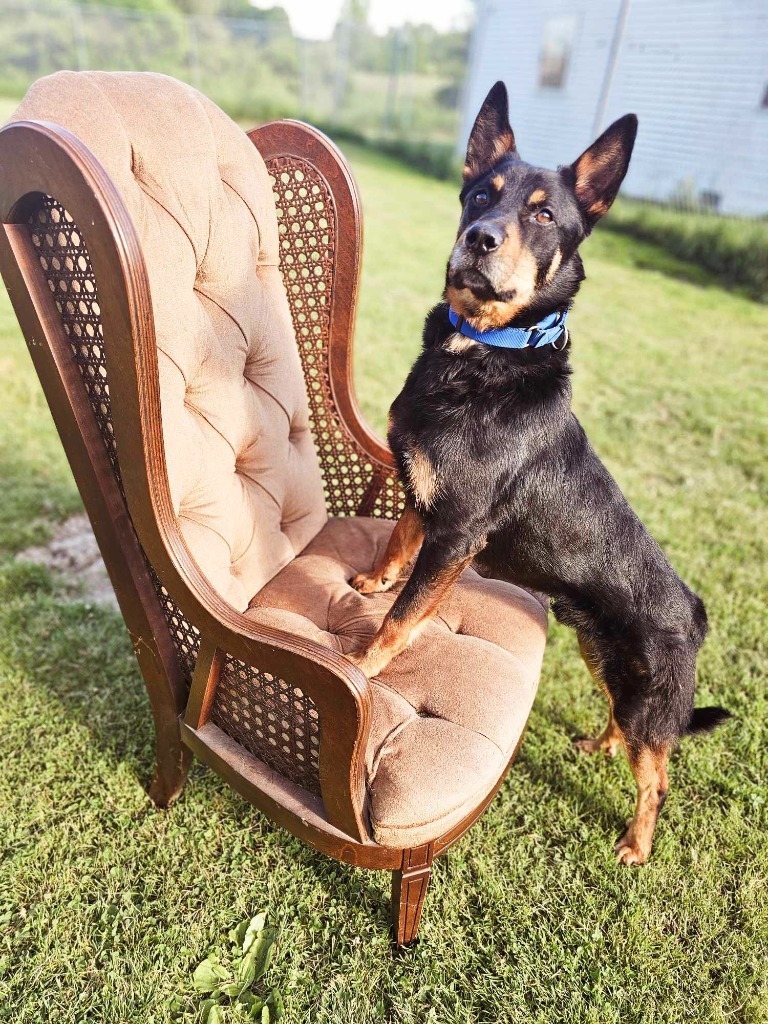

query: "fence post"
left=298, top=36, right=309, bottom=120
left=71, top=4, right=89, bottom=71
left=384, top=26, right=403, bottom=133
left=188, top=15, right=202, bottom=92
left=332, top=13, right=352, bottom=127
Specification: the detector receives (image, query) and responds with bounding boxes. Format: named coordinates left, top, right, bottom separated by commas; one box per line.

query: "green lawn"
left=1, top=134, right=767, bottom=1024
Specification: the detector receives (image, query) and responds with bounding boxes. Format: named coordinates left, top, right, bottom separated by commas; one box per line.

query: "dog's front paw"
left=351, top=571, right=395, bottom=594
left=346, top=643, right=394, bottom=679
left=345, top=646, right=376, bottom=678
left=614, top=831, right=649, bottom=866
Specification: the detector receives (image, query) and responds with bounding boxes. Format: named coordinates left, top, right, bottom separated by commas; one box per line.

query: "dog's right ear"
left=463, top=81, right=518, bottom=183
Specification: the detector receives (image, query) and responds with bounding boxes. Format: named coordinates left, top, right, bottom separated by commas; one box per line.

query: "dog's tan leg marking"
left=349, top=555, right=472, bottom=678
left=615, top=746, right=670, bottom=866
left=404, top=448, right=440, bottom=510
left=351, top=505, right=424, bottom=595
left=574, top=636, right=623, bottom=757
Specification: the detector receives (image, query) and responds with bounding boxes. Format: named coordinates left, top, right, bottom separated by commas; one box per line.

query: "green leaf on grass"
left=201, top=1000, right=226, bottom=1024
left=199, top=999, right=216, bottom=1023
left=229, top=919, right=249, bottom=948
left=189, top=911, right=282, bottom=1021
left=253, top=928, right=277, bottom=982
left=194, top=959, right=229, bottom=993
left=267, top=989, right=284, bottom=1020
left=242, top=913, right=267, bottom=954
left=236, top=949, right=257, bottom=991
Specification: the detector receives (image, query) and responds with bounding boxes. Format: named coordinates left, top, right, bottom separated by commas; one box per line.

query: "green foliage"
left=180, top=912, right=282, bottom=1022
left=0, top=143, right=767, bottom=1024
left=604, top=198, right=768, bottom=303
left=0, top=0, right=467, bottom=149
left=315, top=124, right=462, bottom=181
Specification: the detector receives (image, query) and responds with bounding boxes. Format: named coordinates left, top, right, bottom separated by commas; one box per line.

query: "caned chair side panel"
left=25, top=193, right=203, bottom=686
left=252, top=122, right=406, bottom=521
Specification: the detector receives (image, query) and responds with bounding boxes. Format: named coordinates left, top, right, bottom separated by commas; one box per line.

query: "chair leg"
left=391, top=843, right=433, bottom=946
left=147, top=712, right=191, bottom=808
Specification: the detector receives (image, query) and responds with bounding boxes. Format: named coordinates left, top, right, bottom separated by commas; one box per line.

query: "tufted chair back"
left=11, top=71, right=327, bottom=610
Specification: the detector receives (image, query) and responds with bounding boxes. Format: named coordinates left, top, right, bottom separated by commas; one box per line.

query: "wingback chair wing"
left=0, top=72, right=548, bottom=945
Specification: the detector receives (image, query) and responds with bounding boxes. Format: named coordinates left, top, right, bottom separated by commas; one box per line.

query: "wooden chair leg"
left=391, top=843, right=433, bottom=946
left=147, top=712, right=192, bottom=808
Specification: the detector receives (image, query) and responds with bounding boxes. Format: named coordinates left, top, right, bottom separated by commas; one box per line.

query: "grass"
left=604, top=198, right=768, bottom=303
left=1, top=131, right=767, bottom=1024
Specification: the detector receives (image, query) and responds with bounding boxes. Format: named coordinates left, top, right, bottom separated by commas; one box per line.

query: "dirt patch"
left=15, top=513, right=119, bottom=611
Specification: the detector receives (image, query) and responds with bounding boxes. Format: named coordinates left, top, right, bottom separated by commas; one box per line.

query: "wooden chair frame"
left=0, top=116, right=523, bottom=945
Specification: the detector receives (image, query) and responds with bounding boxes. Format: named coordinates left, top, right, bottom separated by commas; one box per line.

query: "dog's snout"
left=465, top=223, right=504, bottom=254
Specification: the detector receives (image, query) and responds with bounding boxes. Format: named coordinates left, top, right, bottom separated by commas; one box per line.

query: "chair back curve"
left=8, top=71, right=328, bottom=612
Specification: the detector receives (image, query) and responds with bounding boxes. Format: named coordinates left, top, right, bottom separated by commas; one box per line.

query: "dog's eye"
left=473, top=190, right=489, bottom=206
left=536, top=208, right=554, bottom=224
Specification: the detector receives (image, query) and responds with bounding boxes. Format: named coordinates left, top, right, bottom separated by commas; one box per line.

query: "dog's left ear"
left=463, top=81, right=518, bottom=182
left=567, top=114, right=638, bottom=227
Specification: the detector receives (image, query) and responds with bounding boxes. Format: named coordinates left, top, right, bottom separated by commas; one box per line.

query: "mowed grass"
left=1, top=129, right=767, bottom=1024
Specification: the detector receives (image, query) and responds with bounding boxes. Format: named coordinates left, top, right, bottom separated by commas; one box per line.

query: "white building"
left=461, top=0, right=768, bottom=215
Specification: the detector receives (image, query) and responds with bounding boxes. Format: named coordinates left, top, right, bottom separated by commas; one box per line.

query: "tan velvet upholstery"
left=247, top=517, right=548, bottom=847
left=12, top=72, right=327, bottom=610
left=11, top=72, right=549, bottom=849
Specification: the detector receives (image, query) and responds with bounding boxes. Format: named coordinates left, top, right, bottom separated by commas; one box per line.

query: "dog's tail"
left=686, top=706, right=731, bottom=735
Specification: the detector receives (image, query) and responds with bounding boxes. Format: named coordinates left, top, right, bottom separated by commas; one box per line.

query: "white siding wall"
left=461, top=0, right=768, bottom=214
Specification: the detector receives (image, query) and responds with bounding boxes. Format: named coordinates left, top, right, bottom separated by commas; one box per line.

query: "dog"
left=348, top=82, right=729, bottom=866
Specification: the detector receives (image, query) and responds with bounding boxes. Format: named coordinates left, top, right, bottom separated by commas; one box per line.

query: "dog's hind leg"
left=573, top=635, right=623, bottom=757
left=615, top=744, right=670, bottom=866
left=574, top=712, right=623, bottom=757
left=351, top=503, right=424, bottom=594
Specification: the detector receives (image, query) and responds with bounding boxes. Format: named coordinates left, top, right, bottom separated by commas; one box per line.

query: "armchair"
left=0, top=72, right=547, bottom=945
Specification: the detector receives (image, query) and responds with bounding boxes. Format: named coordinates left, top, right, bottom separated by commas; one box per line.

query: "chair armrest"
left=249, top=120, right=405, bottom=520
left=184, top=613, right=373, bottom=843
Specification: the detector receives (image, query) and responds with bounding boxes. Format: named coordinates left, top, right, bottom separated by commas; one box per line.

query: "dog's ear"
left=463, top=81, right=518, bottom=182
left=567, top=114, right=638, bottom=227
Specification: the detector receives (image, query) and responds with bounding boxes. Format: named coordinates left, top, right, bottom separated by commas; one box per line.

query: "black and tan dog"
left=349, top=82, right=728, bottom=865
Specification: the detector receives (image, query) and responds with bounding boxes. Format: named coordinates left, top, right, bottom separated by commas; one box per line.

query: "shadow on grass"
left=0, top=563, right=397, bottom=926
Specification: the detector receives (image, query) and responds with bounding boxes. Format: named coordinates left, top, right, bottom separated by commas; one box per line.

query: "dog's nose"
left=465, top=223, right=504, bottom=254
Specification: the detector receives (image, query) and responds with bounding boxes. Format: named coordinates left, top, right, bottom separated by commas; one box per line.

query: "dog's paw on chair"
left=351, top=571, right=395, bottom=594
left=345, top=645, right=376, bottom=678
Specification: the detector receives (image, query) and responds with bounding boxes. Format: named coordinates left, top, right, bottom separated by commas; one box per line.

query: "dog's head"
left=446, top=81, right=637, bottom=330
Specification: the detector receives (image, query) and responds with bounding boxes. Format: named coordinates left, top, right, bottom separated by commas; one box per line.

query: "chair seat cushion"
left=245, top=516, right=548, bottom=848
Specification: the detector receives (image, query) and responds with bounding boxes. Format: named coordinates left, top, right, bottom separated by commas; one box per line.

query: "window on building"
left=538, top=16, right=578, bottom=89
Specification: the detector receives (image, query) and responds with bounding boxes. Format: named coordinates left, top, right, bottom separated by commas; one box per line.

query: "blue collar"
left=448, top=306, right=569, bottom=350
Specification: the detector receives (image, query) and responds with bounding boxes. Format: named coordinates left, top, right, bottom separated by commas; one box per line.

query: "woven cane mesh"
left=266, top=155, right=405, bottom=521
left=210, top=654, right=321, bottom=793
left=27, top=195, right=201, bottom=684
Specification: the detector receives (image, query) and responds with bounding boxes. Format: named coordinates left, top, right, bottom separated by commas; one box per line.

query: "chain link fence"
left=0, top=1, right=467, bottom=159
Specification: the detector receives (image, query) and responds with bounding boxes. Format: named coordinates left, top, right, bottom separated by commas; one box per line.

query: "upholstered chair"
left=0, top=72, right=548, bottom=945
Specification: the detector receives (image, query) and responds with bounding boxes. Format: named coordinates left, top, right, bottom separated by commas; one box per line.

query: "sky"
left=250, top=0, right=473, bottom=40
